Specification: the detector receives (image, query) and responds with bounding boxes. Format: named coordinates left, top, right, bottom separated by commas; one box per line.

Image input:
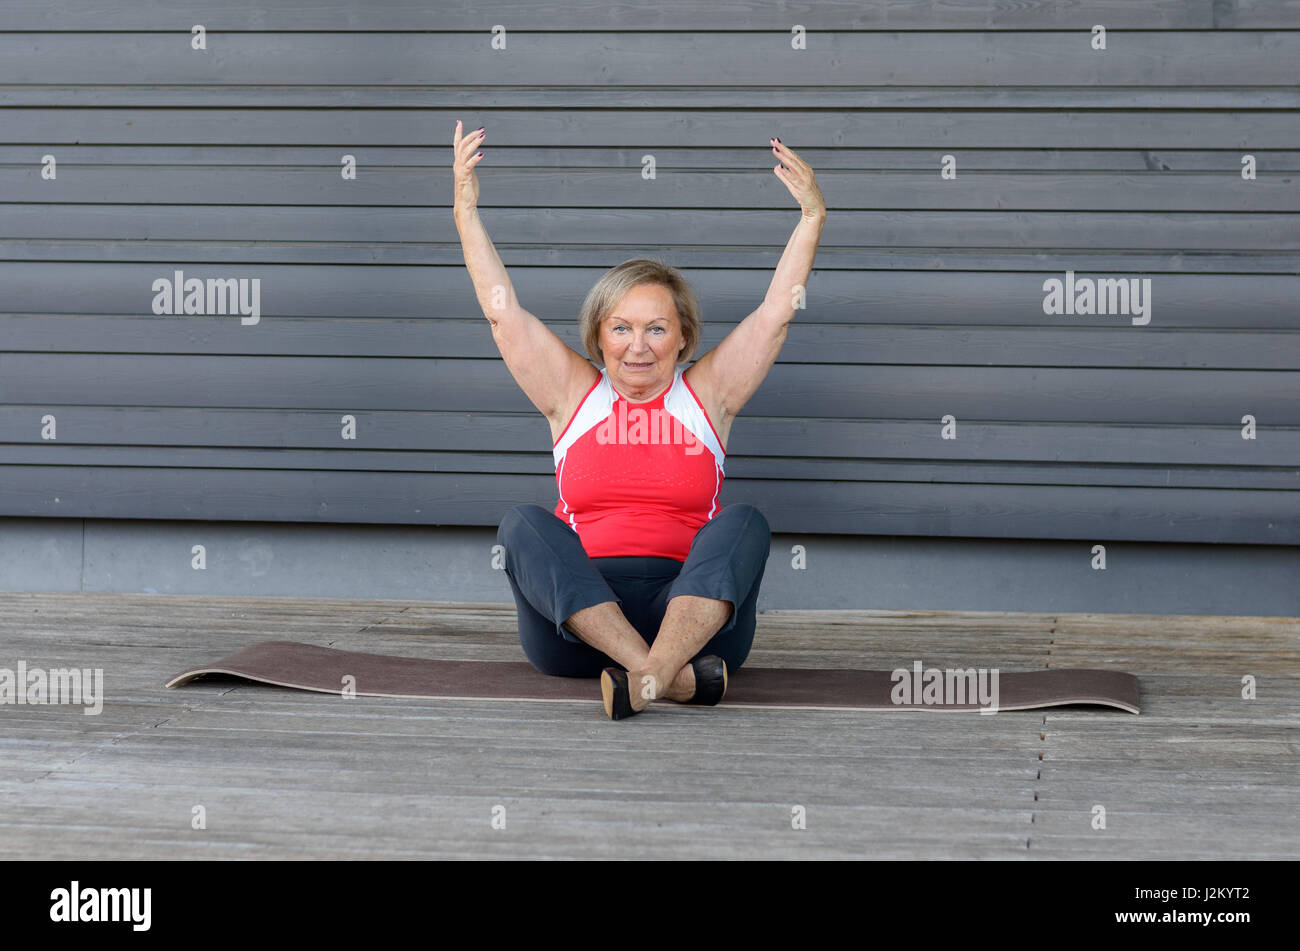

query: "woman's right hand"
left=453, top=119, right=485, bottom=214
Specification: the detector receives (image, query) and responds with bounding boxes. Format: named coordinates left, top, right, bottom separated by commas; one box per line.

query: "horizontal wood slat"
left=3, top=446, right=1296, bottom=491
left=2, top=33, right=1298, bottom=86
left=7, top=109, right=1298, bottom=149
left=7, top=167, right=1297, bottom=212
left=3, top=245, right=1296, bottom=274
left=4, top=0, right=1293, bottom=30
left=2, top=407, right=1294, bottom=466
left=4, top=204, right=1298, bottom=251
left=0, top=467, right=1293, bottom=543
left=7, top=88, right=1300, bottom=110
left=4, top=146, right=1298, bottom=171
left=5, top=316, right=1298, bottom=369
left=2, top=355, right=1296, bottom=424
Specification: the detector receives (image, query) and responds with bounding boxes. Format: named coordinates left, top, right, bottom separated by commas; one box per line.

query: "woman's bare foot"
left=665, top=663, right=696, bottom=702
left=624, top=662, right=697, bottom=711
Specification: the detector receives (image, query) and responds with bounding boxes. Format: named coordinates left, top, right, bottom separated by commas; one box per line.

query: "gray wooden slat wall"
left=1, top=1, right=1297, bottom=545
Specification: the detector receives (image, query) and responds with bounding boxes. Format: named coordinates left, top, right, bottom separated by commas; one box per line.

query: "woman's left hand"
left=770, top=138, right=826, bottom=219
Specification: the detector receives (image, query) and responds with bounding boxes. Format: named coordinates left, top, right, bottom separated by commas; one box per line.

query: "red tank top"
left=553, top=366, right=726, bottom=561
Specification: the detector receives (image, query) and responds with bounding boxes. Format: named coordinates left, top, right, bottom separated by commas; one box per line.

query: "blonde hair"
left=577, top=258, right=702, bottom=367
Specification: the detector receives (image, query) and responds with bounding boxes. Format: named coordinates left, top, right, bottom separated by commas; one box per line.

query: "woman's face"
left=600, top=284, right=686, bottom=398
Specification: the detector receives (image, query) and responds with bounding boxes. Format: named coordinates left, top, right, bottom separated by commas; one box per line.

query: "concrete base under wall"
left=0, top=518, right=1296, bottom=617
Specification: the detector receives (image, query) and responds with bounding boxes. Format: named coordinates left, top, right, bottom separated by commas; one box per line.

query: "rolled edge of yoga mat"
left=166, top=640, right=1140, bottom=714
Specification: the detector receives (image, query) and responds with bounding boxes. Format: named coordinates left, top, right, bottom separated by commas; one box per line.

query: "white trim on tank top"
left=551, top=365, right=725, bottom=473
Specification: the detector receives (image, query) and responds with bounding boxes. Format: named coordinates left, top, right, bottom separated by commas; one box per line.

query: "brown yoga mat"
left=166, top=641, right=1140, bottom=713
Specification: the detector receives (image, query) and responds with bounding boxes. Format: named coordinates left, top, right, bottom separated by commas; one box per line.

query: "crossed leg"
left=564, top=595, right=733, bottom=711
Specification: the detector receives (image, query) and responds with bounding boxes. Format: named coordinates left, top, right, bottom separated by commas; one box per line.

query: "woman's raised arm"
left=452, top=121, right=595, bottom=424
left=688, top=138, right=826, bottom=423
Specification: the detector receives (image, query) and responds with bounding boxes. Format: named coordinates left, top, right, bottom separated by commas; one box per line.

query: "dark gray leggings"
left=497, top=503, right=771, bottom=678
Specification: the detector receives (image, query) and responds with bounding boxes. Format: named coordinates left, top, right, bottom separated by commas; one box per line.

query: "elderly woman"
left=452, top=121, right=826, bottom=720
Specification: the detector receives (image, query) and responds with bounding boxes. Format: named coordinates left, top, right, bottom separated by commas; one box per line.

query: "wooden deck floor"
left=0, top=591, right=1295, bottom=860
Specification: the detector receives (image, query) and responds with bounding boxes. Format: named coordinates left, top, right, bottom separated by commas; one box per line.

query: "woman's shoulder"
left=680, top=362, right=714, bottom=413
left=679, top=363, right=731, bottom=453
left=549, top=364, right=605, bottom=445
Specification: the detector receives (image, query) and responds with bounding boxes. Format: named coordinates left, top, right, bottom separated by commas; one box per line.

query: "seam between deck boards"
left=1027, top=615, right=1058, bottom=851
